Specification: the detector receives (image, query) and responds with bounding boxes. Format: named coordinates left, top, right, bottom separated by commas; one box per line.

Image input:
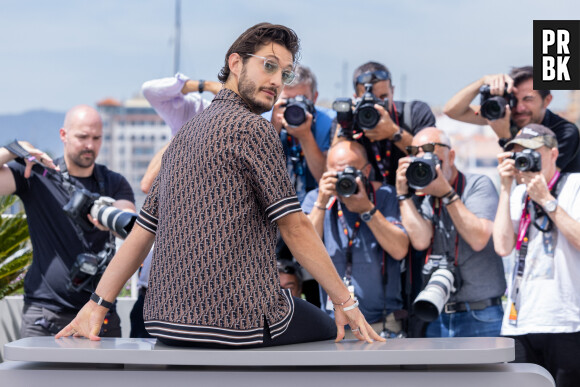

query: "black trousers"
left=158, top=296, right=337, bottom=349
left=507, top=332, right=580, bottom=387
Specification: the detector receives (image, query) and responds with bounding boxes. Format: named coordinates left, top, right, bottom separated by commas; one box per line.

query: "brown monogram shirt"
left=136, top=89, right=301, bottom=345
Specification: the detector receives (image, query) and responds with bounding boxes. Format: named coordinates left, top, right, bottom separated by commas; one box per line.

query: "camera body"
left=283, top=95, right=316, bottom=127
left=68, top=248, right=113, bottom=293
left=413, top=254, right=460, bottom=322
left=333, top=84, right=389, bottom=138
left=479, top=84, right=517, bottom=121
left=335, top=166, right=365, bottom=197
left=406, top=152, right=440, bottom=190
left=510, top=149, right=542, bottom=172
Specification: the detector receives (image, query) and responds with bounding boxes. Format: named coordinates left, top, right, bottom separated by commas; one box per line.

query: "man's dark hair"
left=509, top=65, right=551, bottom=99
left=352, top=61, right=391, bottom=90
left=218, top=22, right=300, bottom=83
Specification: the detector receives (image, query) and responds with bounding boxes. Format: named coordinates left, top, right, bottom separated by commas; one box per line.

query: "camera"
left=336, top=166, right=364, bottom=197
left=68, top=247, right=113, bottom=293
left=333, top=84, right=389, bottom=138
left=62, top=188, right=137, bottom=238
left=510, top=149, right=542, bottom=172
left=283, top=95, right=316, bottom=127
left=479, top=84, right=517, bottom=121
left=413, top=254, right=460, bottom=322
left=406, top=153, right=440, bottom=190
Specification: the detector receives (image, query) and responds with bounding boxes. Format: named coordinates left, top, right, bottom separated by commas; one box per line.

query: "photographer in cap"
left=332, top=61, right=436, bottom=186
left=396, top=127, right=505, bottom=337
left=0, top=105, right=136, bottom=338
left=494, top=124, right=580, bottom=386
left=264, top=65, right=335, bottom=202
left=302, top=140, right=409, bottom=338
left=444, top=66, right=580, bottom=173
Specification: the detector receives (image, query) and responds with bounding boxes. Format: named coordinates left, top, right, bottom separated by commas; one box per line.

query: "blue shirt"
left=263, top=106, right=335, bottom=202
left=302, top=185, right=405, bottom=323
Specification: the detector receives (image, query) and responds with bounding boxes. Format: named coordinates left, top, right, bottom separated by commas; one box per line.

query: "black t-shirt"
left=9, top=157, right=135, bottom=312
left=541, top=109, right=580, bottom=173
left=359, top=100, right=436, bottom=185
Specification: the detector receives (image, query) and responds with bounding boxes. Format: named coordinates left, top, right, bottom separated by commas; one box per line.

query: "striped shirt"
left=136, top=88, right=301, bottom=345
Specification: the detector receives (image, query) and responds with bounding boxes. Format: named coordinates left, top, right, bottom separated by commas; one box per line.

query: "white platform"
left=0, top=337, right=555, bottom=387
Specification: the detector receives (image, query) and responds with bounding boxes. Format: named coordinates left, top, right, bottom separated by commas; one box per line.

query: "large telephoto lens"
left=90, top=204, right=137, bottom=239
left=413, top=268, right=455, bottom=322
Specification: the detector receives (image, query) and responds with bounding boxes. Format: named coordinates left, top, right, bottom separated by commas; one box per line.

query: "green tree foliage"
left=0, top=196, right=32, bottom=300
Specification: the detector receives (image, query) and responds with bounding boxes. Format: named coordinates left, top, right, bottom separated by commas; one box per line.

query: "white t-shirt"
left=502, top=173, right=580, bottom=336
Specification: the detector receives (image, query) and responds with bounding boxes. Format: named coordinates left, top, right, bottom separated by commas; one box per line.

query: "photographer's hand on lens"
left=420, top=164, right=452, bottom=197
left=487, top=104, right=512, bottom=139
left=270, top=98, right=287, bottom=134
left=317, top=171, right=338, bottom=204
left=340, top=177, right=373, bottom=214
left=55, top=300, right=108, bottom=341
left=522, top=172, right=552, bottom=206
left=362, top=104, right=397, bottom=142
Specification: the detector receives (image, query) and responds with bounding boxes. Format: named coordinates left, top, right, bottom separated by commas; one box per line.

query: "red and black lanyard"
left=368, top=103, right=400, bottom=181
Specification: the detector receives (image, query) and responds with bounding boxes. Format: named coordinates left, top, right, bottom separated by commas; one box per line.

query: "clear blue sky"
left=0, top=0, right=578, bottom=115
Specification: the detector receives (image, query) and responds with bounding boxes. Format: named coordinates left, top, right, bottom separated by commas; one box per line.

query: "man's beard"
left=238, top=67, right=277, bottom=114
left=69, top=150, right=96, bottom=169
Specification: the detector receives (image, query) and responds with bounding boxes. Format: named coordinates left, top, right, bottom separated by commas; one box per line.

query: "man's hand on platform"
left=334, top=302, right=386, bottom=343
left=55, top=301, right=108, bottom=341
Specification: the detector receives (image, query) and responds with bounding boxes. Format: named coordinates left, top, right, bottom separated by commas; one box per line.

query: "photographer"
left=303, top=141, right=409, bottom=338
left=332, top=61, right=436, bottom=186
left=264, top=65, right=335, bottom=202
left=396, top=127, right=505, bottom=337
left=444, top=65, right=580, bottom=173
left=494, top=124, right=580, bottom=387
left=0, top=105, right=136, bottom=338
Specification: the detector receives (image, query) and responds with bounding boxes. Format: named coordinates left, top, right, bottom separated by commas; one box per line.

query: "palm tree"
left=0, top=195, right=32, bottom=300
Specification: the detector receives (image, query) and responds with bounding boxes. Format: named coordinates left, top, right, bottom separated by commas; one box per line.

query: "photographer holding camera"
left=303, top=141, right=409, bottom=338
left=494, top=124, right=580, bottom=387
left=264, top=65, right=335, bottom=202
left=396, top=127, right=505, bottom=337
left=332, top=61, right=436, bottom=186
left=444, top=65, right=580, bottom=173
left=0, top=105, right=136, bottom=338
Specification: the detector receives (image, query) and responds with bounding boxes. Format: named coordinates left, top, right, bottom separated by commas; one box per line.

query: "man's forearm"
left=278, top=212, right=350, bottom=303
left=493, top=189, right=517, bottom=256
left=399, top=198, right=433, bottom=250
left=445, top=200, right=493, bottom=252
left=366, top=214, right=408, bottom=260
left=443, top=78, right=487, bottom=125
left=299, top=134, right=326, bottom=182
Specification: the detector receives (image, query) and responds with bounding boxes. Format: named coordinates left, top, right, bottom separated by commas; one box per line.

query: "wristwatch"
left=543, top=199, right=558, bottom=213
left=390, top=127, right=403, bottom=142
left=90, top=292, right=114, bottom=309
left=361, top=206, right=378, bottom=222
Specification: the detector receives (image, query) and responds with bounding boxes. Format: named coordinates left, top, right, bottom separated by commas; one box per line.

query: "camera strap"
left=509, top=170, right=562, bottom=326
left=334, top=182, right=376, bottom=284
left=368, top=103, right=400, bottom=182
left=425, top=172, right=466, bottom=267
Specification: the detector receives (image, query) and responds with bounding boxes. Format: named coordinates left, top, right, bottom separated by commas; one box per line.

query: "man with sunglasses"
left=493, top=124, right=580, bottom=386
left=444, top=66, right=580, bottom=173
left=303, top=140, right=409, bottom=338
left=396, top=127, right=505, bottom=338
left=334, top=62, right=436, bottom=186
left=57, top=23, right=382, bottom=347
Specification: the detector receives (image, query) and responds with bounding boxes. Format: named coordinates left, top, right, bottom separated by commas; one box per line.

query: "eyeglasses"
left=406, top=142, right=450, bottom=156
left=246, top=54, right=296, bottom=85
left=356, top=70, right=391, bottom=86
left=277, top=260, right=297, bottom=275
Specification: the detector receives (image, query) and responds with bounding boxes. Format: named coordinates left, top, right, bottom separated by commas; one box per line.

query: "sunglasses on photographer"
left=406, top=142, right=450, bottom=156
left=246, top=54, right=296, bottom=85
left=355, top=70, right=391, bottom=85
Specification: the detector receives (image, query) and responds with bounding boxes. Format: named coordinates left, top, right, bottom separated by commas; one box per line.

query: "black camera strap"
left=425, top=171, right=467, bottom=268
left=509, top=171, right=564, bottom=325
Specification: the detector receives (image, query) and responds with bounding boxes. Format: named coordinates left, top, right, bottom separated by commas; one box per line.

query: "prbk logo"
left=533, top=20, right=580, bottom=90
